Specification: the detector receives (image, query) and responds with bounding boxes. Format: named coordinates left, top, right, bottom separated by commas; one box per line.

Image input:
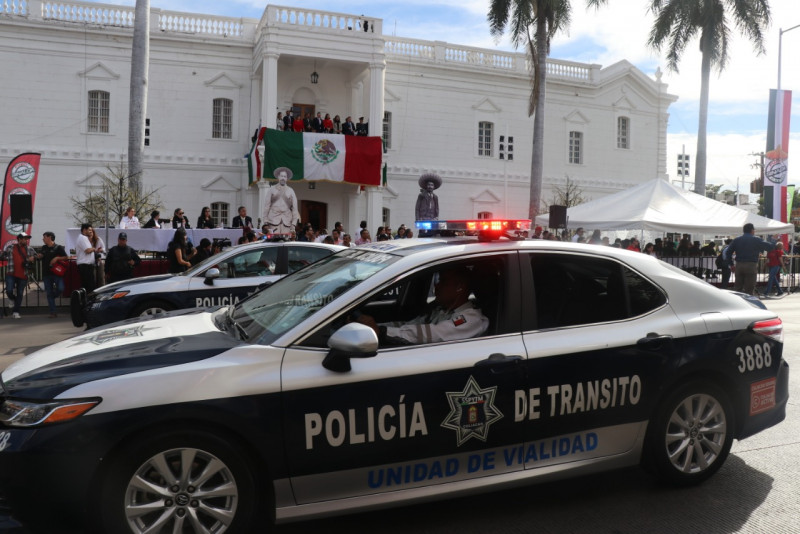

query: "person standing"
left=728, top=223, right=774, bottom=296
left=38, top=231, right=69, bottom=318
left=104, top=233, right=142, bottom=283
left=342, top=116, right=356, bottom=136
left=312, top=112, right=324, bottom=133
left=333, top=114, right=342, bottom=134
left=283, top=109, right=293, bottom=131
left=323, top=113, right=334, bottom=133
left=718, top=238, right=734, bottom=289
left=3, top=233, right=35, bottom=319
left=167, top=229, right=195, bottom=273
left=119, top=207, right=140, bottom=229
left=764, top=241, right=787, bottom=296
left=356, top=117, right=368, bottom=136
left=276, top=111, right=283, bottom=131
left=75, top=224, right=103, bottom=293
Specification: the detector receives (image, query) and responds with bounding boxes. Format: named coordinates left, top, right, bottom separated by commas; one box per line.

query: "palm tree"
left=488, top=0, right=570, bottom=220
left=128, top=0, right=151, bottom=196
left=647, top=0, right=771, bottom=196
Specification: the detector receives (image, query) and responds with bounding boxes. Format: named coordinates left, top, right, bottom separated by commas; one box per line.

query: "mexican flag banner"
left=263, top=130, right=382, bottom=186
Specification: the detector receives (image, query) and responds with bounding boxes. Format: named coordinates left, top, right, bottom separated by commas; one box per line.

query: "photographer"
left=167, top=229, right=195, bottom=273
left=3, top=233, right=35, bottom=319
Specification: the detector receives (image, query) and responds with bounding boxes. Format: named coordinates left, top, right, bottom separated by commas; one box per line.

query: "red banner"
left=1, top=153, right=41, bottom=256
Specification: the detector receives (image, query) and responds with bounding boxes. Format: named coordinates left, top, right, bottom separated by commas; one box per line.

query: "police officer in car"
left=355, top=267, right=489, bottom=344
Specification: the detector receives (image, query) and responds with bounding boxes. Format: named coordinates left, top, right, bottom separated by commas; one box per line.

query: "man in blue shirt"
left=727, top=223, right=773, bottom=295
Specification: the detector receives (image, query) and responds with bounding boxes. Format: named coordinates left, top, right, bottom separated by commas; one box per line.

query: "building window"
left=88, top=90, right=110, bottom=133
left=477, top=211, right=492, bottom=219
left=211, top=202, right=229, bottom=226
left=617, top=117, right=629, bottom=149
left=478, top=121, right=493, bottom=157
left=382, top=111, right=392, bottom=150
left=569, top=131, right=583, bottom=164
left=212, top=98, right=233, bottom=139
left=382, top=207, right=390, bottom=229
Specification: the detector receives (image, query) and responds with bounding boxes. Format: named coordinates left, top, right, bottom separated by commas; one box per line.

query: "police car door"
left=518, top=251, right=682, bottom=470
left=280, top=253, right=527, bottom=504
left=186, top=246, right=282, bottom=309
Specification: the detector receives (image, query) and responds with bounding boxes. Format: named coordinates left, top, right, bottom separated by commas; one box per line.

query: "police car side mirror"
left=203, top=268, right=220, bottom=286
left=323, top=323, right=379, bottom=373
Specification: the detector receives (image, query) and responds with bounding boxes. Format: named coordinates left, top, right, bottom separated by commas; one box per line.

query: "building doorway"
left=301, top=200, right=327, bottom=231
left=292, top=103, right=315, bottom=124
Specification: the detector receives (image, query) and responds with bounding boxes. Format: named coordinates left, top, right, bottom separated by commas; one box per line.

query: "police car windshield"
left=230, top=248, right=398, bottom=345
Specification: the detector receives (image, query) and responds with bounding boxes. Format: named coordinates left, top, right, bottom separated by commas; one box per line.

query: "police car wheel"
left=647, top=381, right=734, bottom=486
left=132, top=300, right=174, bottom=319
left=98, top=430, right=261, bottom=534
left=70, top=289, right=86, bottom=327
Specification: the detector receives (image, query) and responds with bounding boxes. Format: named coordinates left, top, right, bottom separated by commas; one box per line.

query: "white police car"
left=0, top=220, right=788, bottom=533
left=71, top=240, right=344, bottom=329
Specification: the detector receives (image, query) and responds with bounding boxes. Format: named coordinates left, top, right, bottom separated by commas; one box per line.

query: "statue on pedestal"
left=262, top=167, right=300, bottom=235
left=415, top=173, right=441, bottom=220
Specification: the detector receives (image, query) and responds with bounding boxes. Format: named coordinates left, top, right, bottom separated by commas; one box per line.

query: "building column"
left=366, top=187, right=383, bottom=235
left=261, top=52, right=280, bottom=127
left=368, top=62, right=385, bottom=137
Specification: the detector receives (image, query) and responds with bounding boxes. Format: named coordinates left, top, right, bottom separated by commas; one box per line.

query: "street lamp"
left=778, top=23, right=800, bottom=90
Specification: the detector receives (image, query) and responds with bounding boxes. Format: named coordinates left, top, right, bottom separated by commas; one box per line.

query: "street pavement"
left=1, top=296, right=800, bottom=533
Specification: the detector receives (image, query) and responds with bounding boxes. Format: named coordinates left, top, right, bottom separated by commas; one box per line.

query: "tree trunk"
left=529, top=18, right=548, bottom=221
left=694, top=34, right=712, bottom=197
left=128, top=0, right=150, bottom=196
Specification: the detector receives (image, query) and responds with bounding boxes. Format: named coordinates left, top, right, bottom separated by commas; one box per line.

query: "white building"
left=0, top=1, right=677, bottom=238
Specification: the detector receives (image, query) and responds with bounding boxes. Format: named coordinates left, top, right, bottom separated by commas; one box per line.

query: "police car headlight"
left=0, top=398, right=100, bottom=427
left=94, top=291, right=130, bottom=302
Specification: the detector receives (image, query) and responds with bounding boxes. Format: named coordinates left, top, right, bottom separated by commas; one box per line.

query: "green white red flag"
left=263, top=130, right=382, bottom=186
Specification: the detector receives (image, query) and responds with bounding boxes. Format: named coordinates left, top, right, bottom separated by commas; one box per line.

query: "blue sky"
left=87, top=0, right=800, bottom=196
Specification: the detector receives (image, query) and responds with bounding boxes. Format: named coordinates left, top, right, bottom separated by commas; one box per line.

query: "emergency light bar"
left=415, top=219, right=531, bottom=240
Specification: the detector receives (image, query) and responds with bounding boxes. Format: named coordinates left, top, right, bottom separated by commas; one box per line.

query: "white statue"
left=262, top=167, right=300, bottom=235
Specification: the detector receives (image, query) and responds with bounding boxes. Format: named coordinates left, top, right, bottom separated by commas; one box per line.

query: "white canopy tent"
left=535, top=179, right=794, bottom=235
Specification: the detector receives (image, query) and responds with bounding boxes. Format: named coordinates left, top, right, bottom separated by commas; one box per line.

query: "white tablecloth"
left=66, top=228, right=244, bottom=253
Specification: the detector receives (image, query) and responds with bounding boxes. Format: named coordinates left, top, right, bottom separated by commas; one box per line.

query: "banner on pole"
left=763, top=89, right=792, bottom=222
left=1, top=153, right=41, bottom=257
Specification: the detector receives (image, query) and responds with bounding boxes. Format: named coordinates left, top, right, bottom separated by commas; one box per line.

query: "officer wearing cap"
left=104, top=232, right=141, bottom=283
left=3, top=233, right=35, bottom=319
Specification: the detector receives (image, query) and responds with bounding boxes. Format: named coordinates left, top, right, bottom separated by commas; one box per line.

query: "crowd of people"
left=275, top=110, right=369, bottom=136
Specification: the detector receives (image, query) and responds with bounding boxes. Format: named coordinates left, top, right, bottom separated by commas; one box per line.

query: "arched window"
left=212, top=98, right=233, bottom=139
left=617, top=116, right=630, bottom=149
left=88, top=90, right=110, bottom=133
left=211, top=202, right=229, bottom=227
left=478, top=121, right=493, bottom=157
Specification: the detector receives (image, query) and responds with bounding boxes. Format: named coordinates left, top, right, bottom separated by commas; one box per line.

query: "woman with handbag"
left=39, top=231, right=69, bottom=318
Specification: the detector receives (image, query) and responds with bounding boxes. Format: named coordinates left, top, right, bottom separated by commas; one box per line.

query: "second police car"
left=70, top=240, right=344, bottom=329
left=0, top=220, right=788, bottom=533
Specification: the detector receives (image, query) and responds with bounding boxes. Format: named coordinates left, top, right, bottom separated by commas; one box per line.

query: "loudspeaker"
left=9, top=194, right=32, bottom=224
left=548, top=205, right=567, bottom=229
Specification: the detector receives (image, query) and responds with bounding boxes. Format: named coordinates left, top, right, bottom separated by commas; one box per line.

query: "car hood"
left=94, top=273, right=178, bottom=293
left=1, top=309, right=242, bottom=399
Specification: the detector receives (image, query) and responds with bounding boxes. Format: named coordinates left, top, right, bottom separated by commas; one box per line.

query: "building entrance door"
left=301, top=200, right=327, bottom=232
left=292, top=103, right=315, bottom=126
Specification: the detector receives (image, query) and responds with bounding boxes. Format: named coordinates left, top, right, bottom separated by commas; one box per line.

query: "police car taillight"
left=752, top=318, right=783, bottom=343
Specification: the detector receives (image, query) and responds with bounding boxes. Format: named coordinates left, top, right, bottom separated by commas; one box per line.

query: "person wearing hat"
left=104, top=232, right=142, bottom=283
left=3, top=233, right=36, bottom=319
left=415, top=173, right=442, bottom=221
left=262, top=167, right=300, bottom=235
